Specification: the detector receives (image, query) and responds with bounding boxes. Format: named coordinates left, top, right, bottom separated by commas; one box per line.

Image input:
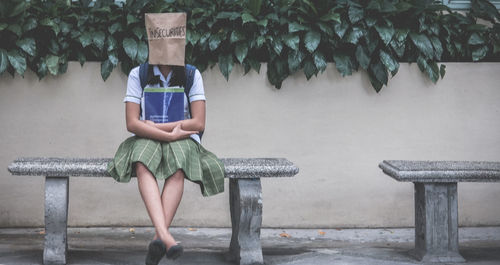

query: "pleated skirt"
left=107, top=136, right=224, bottom=197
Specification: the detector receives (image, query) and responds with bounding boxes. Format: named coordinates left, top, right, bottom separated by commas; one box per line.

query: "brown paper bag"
left=145, top=13, right=186, bottom=66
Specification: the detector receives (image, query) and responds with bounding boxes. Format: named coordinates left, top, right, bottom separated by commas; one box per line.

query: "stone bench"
left=8, top=157, right=299, bottom=265
left=379, top=160, right=500, bottom=263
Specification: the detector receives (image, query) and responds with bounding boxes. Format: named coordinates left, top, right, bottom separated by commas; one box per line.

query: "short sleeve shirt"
left=124, top=65, right=206, bottom=143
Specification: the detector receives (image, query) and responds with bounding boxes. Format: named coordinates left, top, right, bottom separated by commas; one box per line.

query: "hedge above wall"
left=1, top=0, right=499, bottom=92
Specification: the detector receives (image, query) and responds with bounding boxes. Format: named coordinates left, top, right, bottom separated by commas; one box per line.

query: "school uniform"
left=107, top=65, right=224, bottom=197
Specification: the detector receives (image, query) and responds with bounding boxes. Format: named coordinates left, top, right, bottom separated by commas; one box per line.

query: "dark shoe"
left=166, top=244, right=184, bottom=260
left=145, top=239, right=166, bottom=265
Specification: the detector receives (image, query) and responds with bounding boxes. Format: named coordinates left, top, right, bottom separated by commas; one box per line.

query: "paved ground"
left=0, top=227, right=499, bottom=265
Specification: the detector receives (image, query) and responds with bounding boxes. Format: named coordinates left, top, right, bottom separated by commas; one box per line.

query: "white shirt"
left=124, top=65, right=206, bottom=143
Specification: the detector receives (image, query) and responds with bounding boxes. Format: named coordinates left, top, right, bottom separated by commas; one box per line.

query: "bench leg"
left=412, top=182, right=465, bottom=263
left=44, top=177, right=69, bottom=265
left=228, top=178, right=263, bottom=265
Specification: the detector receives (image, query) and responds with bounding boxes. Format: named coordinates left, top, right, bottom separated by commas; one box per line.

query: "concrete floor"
left=0, top=227, right=499, bottom=265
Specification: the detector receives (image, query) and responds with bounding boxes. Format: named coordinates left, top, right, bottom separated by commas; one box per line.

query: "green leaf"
left=304, top=31, right=321, bottom=53
left=368, top=71, right=383, bottom=93
left=218, top=53, right=233, bottom=81
left=346, top=27, right=364, bottom=44
left=468, top=33, right=485, bottom=45
left=272, top=39, right=283, bottom=55
left=48, top=39, right=60, bottom=55
left=132, top=27, right=144, bottom=39
left=108, top=52, right=119, bottom=66
left=247, top=57, right=261, bottom=73
left=199, top=32, right=210, bottom=46
left=107, top=36, right=117, bottom=52
left=230, top=30, right=245, bottom=43
left=334, top=23, right=349, bottom=38
left=0, top=23, right=7, bottom=31
left=136, top=41, right=148, bottom=63
left=109, top=22, right=122, bottom=34
left=46, top=55, right=60, bottom=76
left=472, top=45, right=488, bottom=61
left=242, top=13, right=256, bottom=24
left=7, top=50, right=26, bottom=76
left=257, top=19, right=268, bottom=27
left=374, top=24, right=395, bottom=45
left=439, top=64, right=446, bottom=79
left=247, top=0, right=263, bottom=16
left=267, top=58, right=288, bottom=89
left=235, top=43, right=248, bottom=64
left=313, top=51, right=327, bottom=73
left=7, top=24, right=21, bottom=37
left=369, top=60, right=388, bottom=86
left=366, top=30, right=379, bottom=54
left=101, top=59, right=114, bottom=81
left=123, top=38, right=138, bottom=60
left=417, top=56, right=439, bottom=83
left=318, top=22, right=334, bottom=36
left=379, top=50, right=399, bottom=76
left=302, top=0, right=319, bottom=15
left=36, top=60, right=47, bottom=80
left=288, top=50, right=304, bottom=72
left=93, top=31, right=106, bottom=50
left=348, top=5, right=364, bottom=24
left=365, top=17, right=377, bottom=27
left=429, top=36, right=443, bottom=60
left=355, top=45, right=371, bottom=70
left=0, top=49, right=8, bottom=74
left=40, top=18, right=60, bottom=35
left=282, top=34, right=300, bottom=50
left=187, top=30, right=201, bottom=45
left=319, top=12, right=341, bottom=23
left=256, top=36, right=265, bottom=48
left=127, top=14, right=139, bottom=25
left=394, top=29, right=409, bottom=43
left=16, top=38, right=36, bottom=57
left=390, top=40, right=406, bottom=58
left=23, top=17, right=37, bottom=32
left=289, top=22, right=308, bottom=33
left=409, top=33, right=434, bottom=58
left=209, top=34, right=223, bottom=51
left=303, top=58, right=317, bottom=80
left=216, top=12, right=240, bottom=20
left=76, top=51, right=86, bottom=66
left=2, top=0, right=26, bottom=18
left=79, top=32, right=92, bottom=48
left=60, top=22, right=71, bottom=34
left=333, top=53, right=355, bottom=77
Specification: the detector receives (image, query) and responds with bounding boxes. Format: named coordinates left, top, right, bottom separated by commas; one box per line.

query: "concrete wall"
left=1, top=62, right=499, bottom=228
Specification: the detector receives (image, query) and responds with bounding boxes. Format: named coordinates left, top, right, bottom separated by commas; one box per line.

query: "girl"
left=107, top=63, right=225, bottom=265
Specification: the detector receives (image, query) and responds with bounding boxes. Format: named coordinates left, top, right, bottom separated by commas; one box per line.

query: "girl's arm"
left=125, top=102, right=197, bottom=142
left=153, top=100, right=206, bottom=132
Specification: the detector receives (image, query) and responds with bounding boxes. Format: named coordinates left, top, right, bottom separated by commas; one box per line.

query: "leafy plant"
left=0, top=0, right=499, bottom=92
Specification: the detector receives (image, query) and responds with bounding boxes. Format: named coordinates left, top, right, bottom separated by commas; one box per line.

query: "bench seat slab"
left=413, top=183, right=465, bottom=263
left=44, top=177, right=69, bottom=265
left=228, top=179, right=264, bottom=265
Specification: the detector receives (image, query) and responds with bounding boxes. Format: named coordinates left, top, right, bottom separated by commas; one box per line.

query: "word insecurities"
left=148, top=26, right=186, bottom=39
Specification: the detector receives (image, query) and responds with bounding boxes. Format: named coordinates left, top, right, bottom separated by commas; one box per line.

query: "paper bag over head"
left=145, top=13, right=186, bottom=66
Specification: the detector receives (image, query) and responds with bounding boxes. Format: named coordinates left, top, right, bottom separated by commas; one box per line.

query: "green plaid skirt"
left=107, top=136, right=224, bottom=197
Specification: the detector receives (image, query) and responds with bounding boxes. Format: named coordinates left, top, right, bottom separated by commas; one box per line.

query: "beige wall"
left=1, top=62, right=499, bottom=228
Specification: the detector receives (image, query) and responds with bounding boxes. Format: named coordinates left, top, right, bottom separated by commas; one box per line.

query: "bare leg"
left=153, top=169, right=185, bottom=249
left=135, top=162, right=176, bottom=247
